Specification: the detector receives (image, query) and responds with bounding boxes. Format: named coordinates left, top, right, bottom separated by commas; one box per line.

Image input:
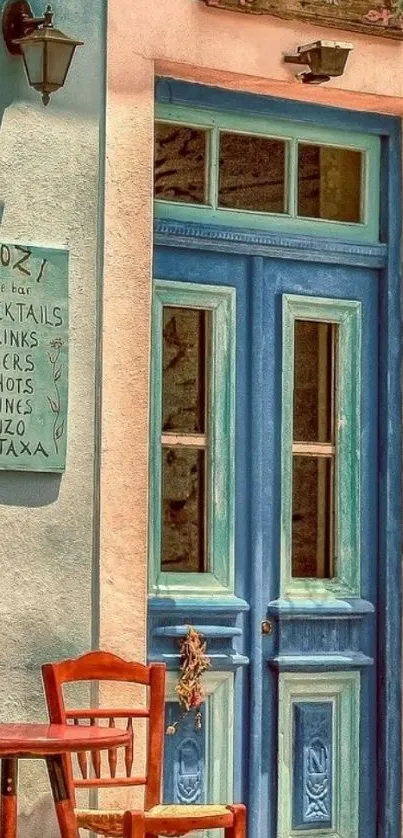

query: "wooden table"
left=0, top=723, right=131, bottom=838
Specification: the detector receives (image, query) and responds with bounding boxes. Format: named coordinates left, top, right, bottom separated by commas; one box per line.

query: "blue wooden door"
left=153, top=241, right=378, bottom=838
left=150, top=77, right=402, bottom=838
left=246, top=256, right=377, bottom=838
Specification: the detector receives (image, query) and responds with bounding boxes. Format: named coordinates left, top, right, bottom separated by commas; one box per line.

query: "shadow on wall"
left=19, top=793, right=60, bottom=838
left=0, top=472, right=61, bottom=506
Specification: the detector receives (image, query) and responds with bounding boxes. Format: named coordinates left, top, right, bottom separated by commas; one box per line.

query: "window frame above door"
left=154, top=103, right=381, bottom=243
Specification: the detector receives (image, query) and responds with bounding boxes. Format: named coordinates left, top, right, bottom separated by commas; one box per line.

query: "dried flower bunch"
left=166, top=626, right=210, bottom=735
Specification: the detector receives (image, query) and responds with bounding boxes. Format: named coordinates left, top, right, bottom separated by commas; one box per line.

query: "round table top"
left=0, top=723, right=131, bottom=756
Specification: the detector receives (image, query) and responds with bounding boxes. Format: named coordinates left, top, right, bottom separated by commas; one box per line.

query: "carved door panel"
left=164, top=703, right=206, bottom=805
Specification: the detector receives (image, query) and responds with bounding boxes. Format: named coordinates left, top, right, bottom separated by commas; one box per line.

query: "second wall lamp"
left=284, top=40, right=353, bottom=84
left=2, top=1, right=83, bottom=105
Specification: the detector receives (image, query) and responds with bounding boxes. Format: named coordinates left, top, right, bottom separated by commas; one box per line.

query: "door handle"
left=261, top=620, right=273, bottom=635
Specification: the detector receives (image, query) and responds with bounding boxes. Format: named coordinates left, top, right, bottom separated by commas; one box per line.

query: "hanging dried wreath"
left=166, top=626, right=210, bottom=735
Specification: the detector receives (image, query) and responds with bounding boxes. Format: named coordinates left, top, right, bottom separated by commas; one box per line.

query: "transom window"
left=297, top=144, right=362, bottom=223
left=218, top=132, right=287, bottom=215
left=154, top=105, right=380, bottom=243
left=154, top=124, right=209, bottom=206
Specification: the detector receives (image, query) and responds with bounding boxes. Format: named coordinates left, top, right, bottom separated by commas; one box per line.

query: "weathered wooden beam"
left=200, top=0, right=403, bottom=41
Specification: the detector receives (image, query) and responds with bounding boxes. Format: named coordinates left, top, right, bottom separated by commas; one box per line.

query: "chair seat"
left=76, top=809, right=125, bottom=836
left=144, top=804, right=235, bottom=833
left=148, top=805, right=232, bottom=818
left=76, top=805, right=235, bottom=837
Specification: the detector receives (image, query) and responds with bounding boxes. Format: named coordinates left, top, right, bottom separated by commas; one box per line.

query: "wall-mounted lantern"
left=284, top=40, right=353, bottom=84
left=2, top=1, right=83, bottom=105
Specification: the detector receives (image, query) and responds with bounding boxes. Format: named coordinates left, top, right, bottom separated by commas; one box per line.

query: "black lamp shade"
left=298, top=41, right=353, bottom=78
left=14, top=25, right=82, bottom=103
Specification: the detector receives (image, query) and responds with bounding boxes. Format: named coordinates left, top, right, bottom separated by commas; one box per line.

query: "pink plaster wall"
left=109, top=0, right=403, bottom=108
left=100, top=58, right=154, bottom=661
left=101, top=1, right=403, bottom=777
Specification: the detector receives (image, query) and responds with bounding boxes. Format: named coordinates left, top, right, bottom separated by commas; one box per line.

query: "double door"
left=154, top=242, right=378, bottom=838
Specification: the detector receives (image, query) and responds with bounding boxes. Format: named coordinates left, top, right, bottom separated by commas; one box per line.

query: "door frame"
left=154, top=77, right=402, bottom=838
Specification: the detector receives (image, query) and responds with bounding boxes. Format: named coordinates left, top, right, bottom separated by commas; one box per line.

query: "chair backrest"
left=41, top=650, right=166, bottom=809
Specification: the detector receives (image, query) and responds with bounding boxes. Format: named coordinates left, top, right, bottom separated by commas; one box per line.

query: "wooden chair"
left=41, top=651, right=246, bottom=838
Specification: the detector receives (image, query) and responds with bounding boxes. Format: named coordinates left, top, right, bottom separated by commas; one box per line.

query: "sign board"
left=0, top=242, right=68, bottom=472
left=202, top=0, right=403, bottom=40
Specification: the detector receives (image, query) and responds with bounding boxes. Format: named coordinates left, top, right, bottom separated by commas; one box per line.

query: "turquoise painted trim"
left=149, top=595, right=249, bottom=612
left=166, top=671, right=234, bottom=807
left=155, top=104, right=380, bottom=244
left=271, top=653, right=373, bottom=670
left=267, top=598, right=374, bottom=617
left=281, top=295, right=361, bottom=599
left=204, top=672, right=234, bottom=805
left=153, top=625, right=242, bottom=637
left=278, top=671, right=360, bottom=838
left=150, top=280, right=236, bottom=597
left=150, top=651, right=248, bottom=670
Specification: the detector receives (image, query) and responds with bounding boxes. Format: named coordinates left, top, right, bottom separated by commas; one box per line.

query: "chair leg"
left=123, top=811, right=146, bottom=838
left=45, top=755, right=79, bottom=838
left=1, top=758, right=18, bottom=838
left=226, top=804, right=247, bottom=838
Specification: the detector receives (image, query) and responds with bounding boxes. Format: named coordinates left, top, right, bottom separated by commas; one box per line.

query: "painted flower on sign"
left=365, top=0, right=403, bottom=25
left=47, top=338, right=65, bottom=454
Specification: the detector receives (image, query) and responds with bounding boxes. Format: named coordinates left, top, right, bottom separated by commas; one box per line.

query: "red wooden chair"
left=41, top=651, right=246, bottom=838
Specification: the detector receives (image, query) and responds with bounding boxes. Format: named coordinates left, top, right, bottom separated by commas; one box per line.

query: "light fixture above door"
left=284, top=40, right=353, bottom=84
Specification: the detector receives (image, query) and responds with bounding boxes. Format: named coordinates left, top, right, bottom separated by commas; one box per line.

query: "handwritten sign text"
left=0, top=243, right=68, bottom=471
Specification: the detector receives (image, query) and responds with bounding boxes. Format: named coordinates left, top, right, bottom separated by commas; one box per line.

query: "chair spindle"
left=108, top=717, right=118, bottom=778
left=125, top=716, right=133, bottom=777
left=74, top=718, right=88, bottom=779
left=90, top=717, right=101, bottom=778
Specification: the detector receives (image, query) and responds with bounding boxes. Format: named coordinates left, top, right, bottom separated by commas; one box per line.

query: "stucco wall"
left=101, top=0, right=403, bottom=810
left=102, top=0, right=403, bottom=661
left=0, top=0, right=104, bottom=814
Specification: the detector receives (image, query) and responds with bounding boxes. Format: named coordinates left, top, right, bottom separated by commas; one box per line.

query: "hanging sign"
left=201, top=0, right=403, bottom=40
left=0, top=242, right=68, bottom=472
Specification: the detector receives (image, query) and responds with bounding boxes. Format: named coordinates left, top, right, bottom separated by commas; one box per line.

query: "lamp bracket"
left=283, top=52, right=308, bottom=66
left=2, top=0, right=48, bottom=54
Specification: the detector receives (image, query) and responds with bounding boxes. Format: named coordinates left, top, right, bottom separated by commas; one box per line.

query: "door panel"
left=153, top=244, right=378, bottom=838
